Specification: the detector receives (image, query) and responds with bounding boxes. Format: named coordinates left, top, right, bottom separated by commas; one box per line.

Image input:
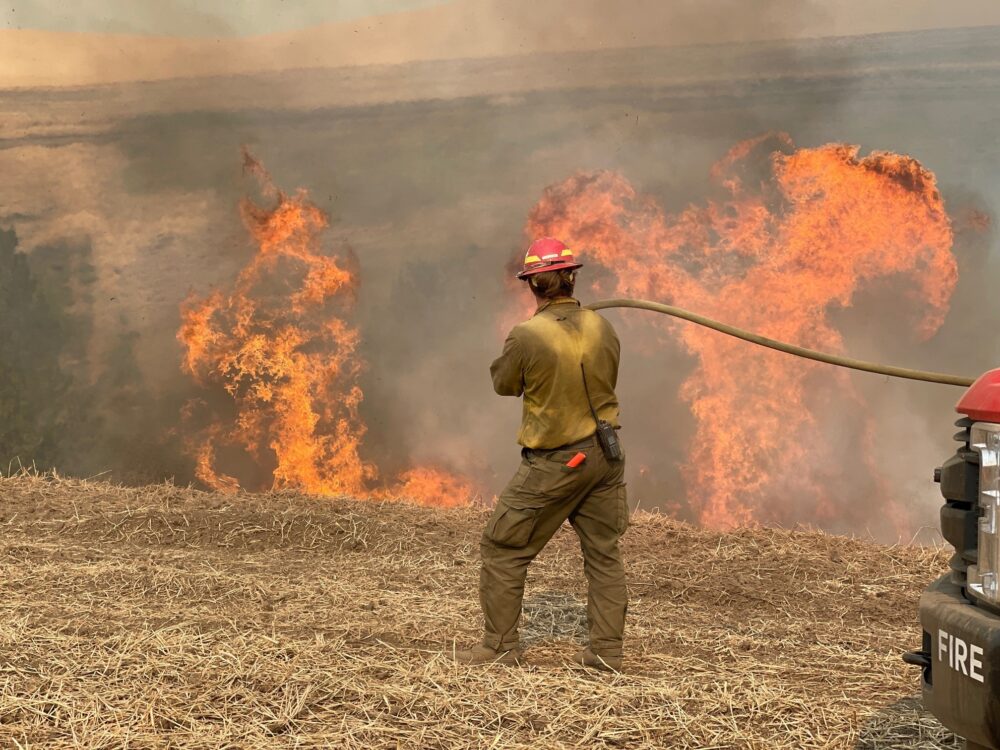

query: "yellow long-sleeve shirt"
left=490, top=297, right=621, bottom=449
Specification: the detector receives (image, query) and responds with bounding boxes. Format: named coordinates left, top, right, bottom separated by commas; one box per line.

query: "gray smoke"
left=2, top=8, right=998, bottom=540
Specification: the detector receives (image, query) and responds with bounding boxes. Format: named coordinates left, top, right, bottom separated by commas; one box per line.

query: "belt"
left=524, top=433, right=597, bottom=455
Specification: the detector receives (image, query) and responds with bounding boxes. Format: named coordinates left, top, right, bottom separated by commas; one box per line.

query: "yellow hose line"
left=586, top=298, right=975, bottom=388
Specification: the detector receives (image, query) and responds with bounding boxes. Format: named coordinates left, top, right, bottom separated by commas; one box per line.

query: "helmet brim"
left=516, top=260, right=583, bottom=280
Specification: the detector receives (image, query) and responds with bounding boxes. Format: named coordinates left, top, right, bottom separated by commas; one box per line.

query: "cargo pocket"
left=486, top=499, right=544, bottom=548
left=616, top=484, right=629, bottom=535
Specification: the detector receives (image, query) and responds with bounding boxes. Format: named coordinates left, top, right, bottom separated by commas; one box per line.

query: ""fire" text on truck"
left=939, top=629, right=986, bottom=683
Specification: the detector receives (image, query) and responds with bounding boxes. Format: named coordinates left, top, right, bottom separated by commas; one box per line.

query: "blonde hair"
left=527, top=269, right=577, bottom=299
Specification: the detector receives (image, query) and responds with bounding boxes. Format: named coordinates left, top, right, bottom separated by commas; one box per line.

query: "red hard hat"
left=515, top=238, right=583, bottom=279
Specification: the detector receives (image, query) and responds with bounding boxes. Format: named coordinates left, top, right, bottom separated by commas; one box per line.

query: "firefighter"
left=455, top=237, right=628, bottom=671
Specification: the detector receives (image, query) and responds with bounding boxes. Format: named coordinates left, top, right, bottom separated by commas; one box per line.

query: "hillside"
left=0, top=473, right=958, bottom=748
left=3, top=0, right=1000, bottom=89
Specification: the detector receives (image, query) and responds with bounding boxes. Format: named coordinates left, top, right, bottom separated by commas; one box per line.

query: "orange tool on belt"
left=566, top=452, right=587, bottom=468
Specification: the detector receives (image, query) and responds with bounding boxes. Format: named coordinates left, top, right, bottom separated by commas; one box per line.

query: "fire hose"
left=586, top=298, right=976, bottom=388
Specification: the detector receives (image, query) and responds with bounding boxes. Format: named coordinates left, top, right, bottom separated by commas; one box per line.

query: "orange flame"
left=382, top=467, right=480, bottom=508
left=178, top=153, right=475, bottom=506
left=525, top=133, right=957, bottom=531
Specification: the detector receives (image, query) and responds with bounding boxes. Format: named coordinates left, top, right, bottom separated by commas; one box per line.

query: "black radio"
left=581, top=364, right=623, bottom=462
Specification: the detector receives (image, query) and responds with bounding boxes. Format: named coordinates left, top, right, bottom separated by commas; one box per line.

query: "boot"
left=574, top=646, right=622, bottom=672
left=453, top=644, right=524, bottom=666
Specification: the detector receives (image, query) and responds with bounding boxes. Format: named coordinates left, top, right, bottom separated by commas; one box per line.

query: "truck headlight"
left=970, top=422, right=1000, bottom=603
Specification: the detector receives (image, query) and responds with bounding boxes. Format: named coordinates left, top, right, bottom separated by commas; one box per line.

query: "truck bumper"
left=916, top=575, right=1000, bottom=748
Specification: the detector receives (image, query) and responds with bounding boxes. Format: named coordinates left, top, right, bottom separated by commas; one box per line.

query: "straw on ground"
left=0, top=473, right=958, bottom=749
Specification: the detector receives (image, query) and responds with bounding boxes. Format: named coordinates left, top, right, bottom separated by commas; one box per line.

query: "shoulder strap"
left=580, top=363, right=601, bottom=427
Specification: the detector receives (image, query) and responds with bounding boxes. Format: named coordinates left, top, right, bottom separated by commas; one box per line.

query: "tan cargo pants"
left=479, top=437, right=628, bottom=656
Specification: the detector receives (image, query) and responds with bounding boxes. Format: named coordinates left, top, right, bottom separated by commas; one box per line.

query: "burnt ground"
left=0, top=473, right=960, bottom=748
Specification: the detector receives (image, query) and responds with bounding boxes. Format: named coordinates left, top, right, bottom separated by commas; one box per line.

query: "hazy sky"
left=2, top=0, right=445, bottom=35
left=5, top=0, right=1000, bottom=38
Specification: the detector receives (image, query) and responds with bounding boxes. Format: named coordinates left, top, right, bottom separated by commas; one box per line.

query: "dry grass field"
left=0, top=473, right=961, bottom=748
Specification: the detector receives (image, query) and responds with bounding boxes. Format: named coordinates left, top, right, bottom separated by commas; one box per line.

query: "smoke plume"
left=2, top=11, right=998, bottom=538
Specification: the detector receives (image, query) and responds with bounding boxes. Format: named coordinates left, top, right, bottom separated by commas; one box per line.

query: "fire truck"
left=906, top=369, right=1000, bottom=749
